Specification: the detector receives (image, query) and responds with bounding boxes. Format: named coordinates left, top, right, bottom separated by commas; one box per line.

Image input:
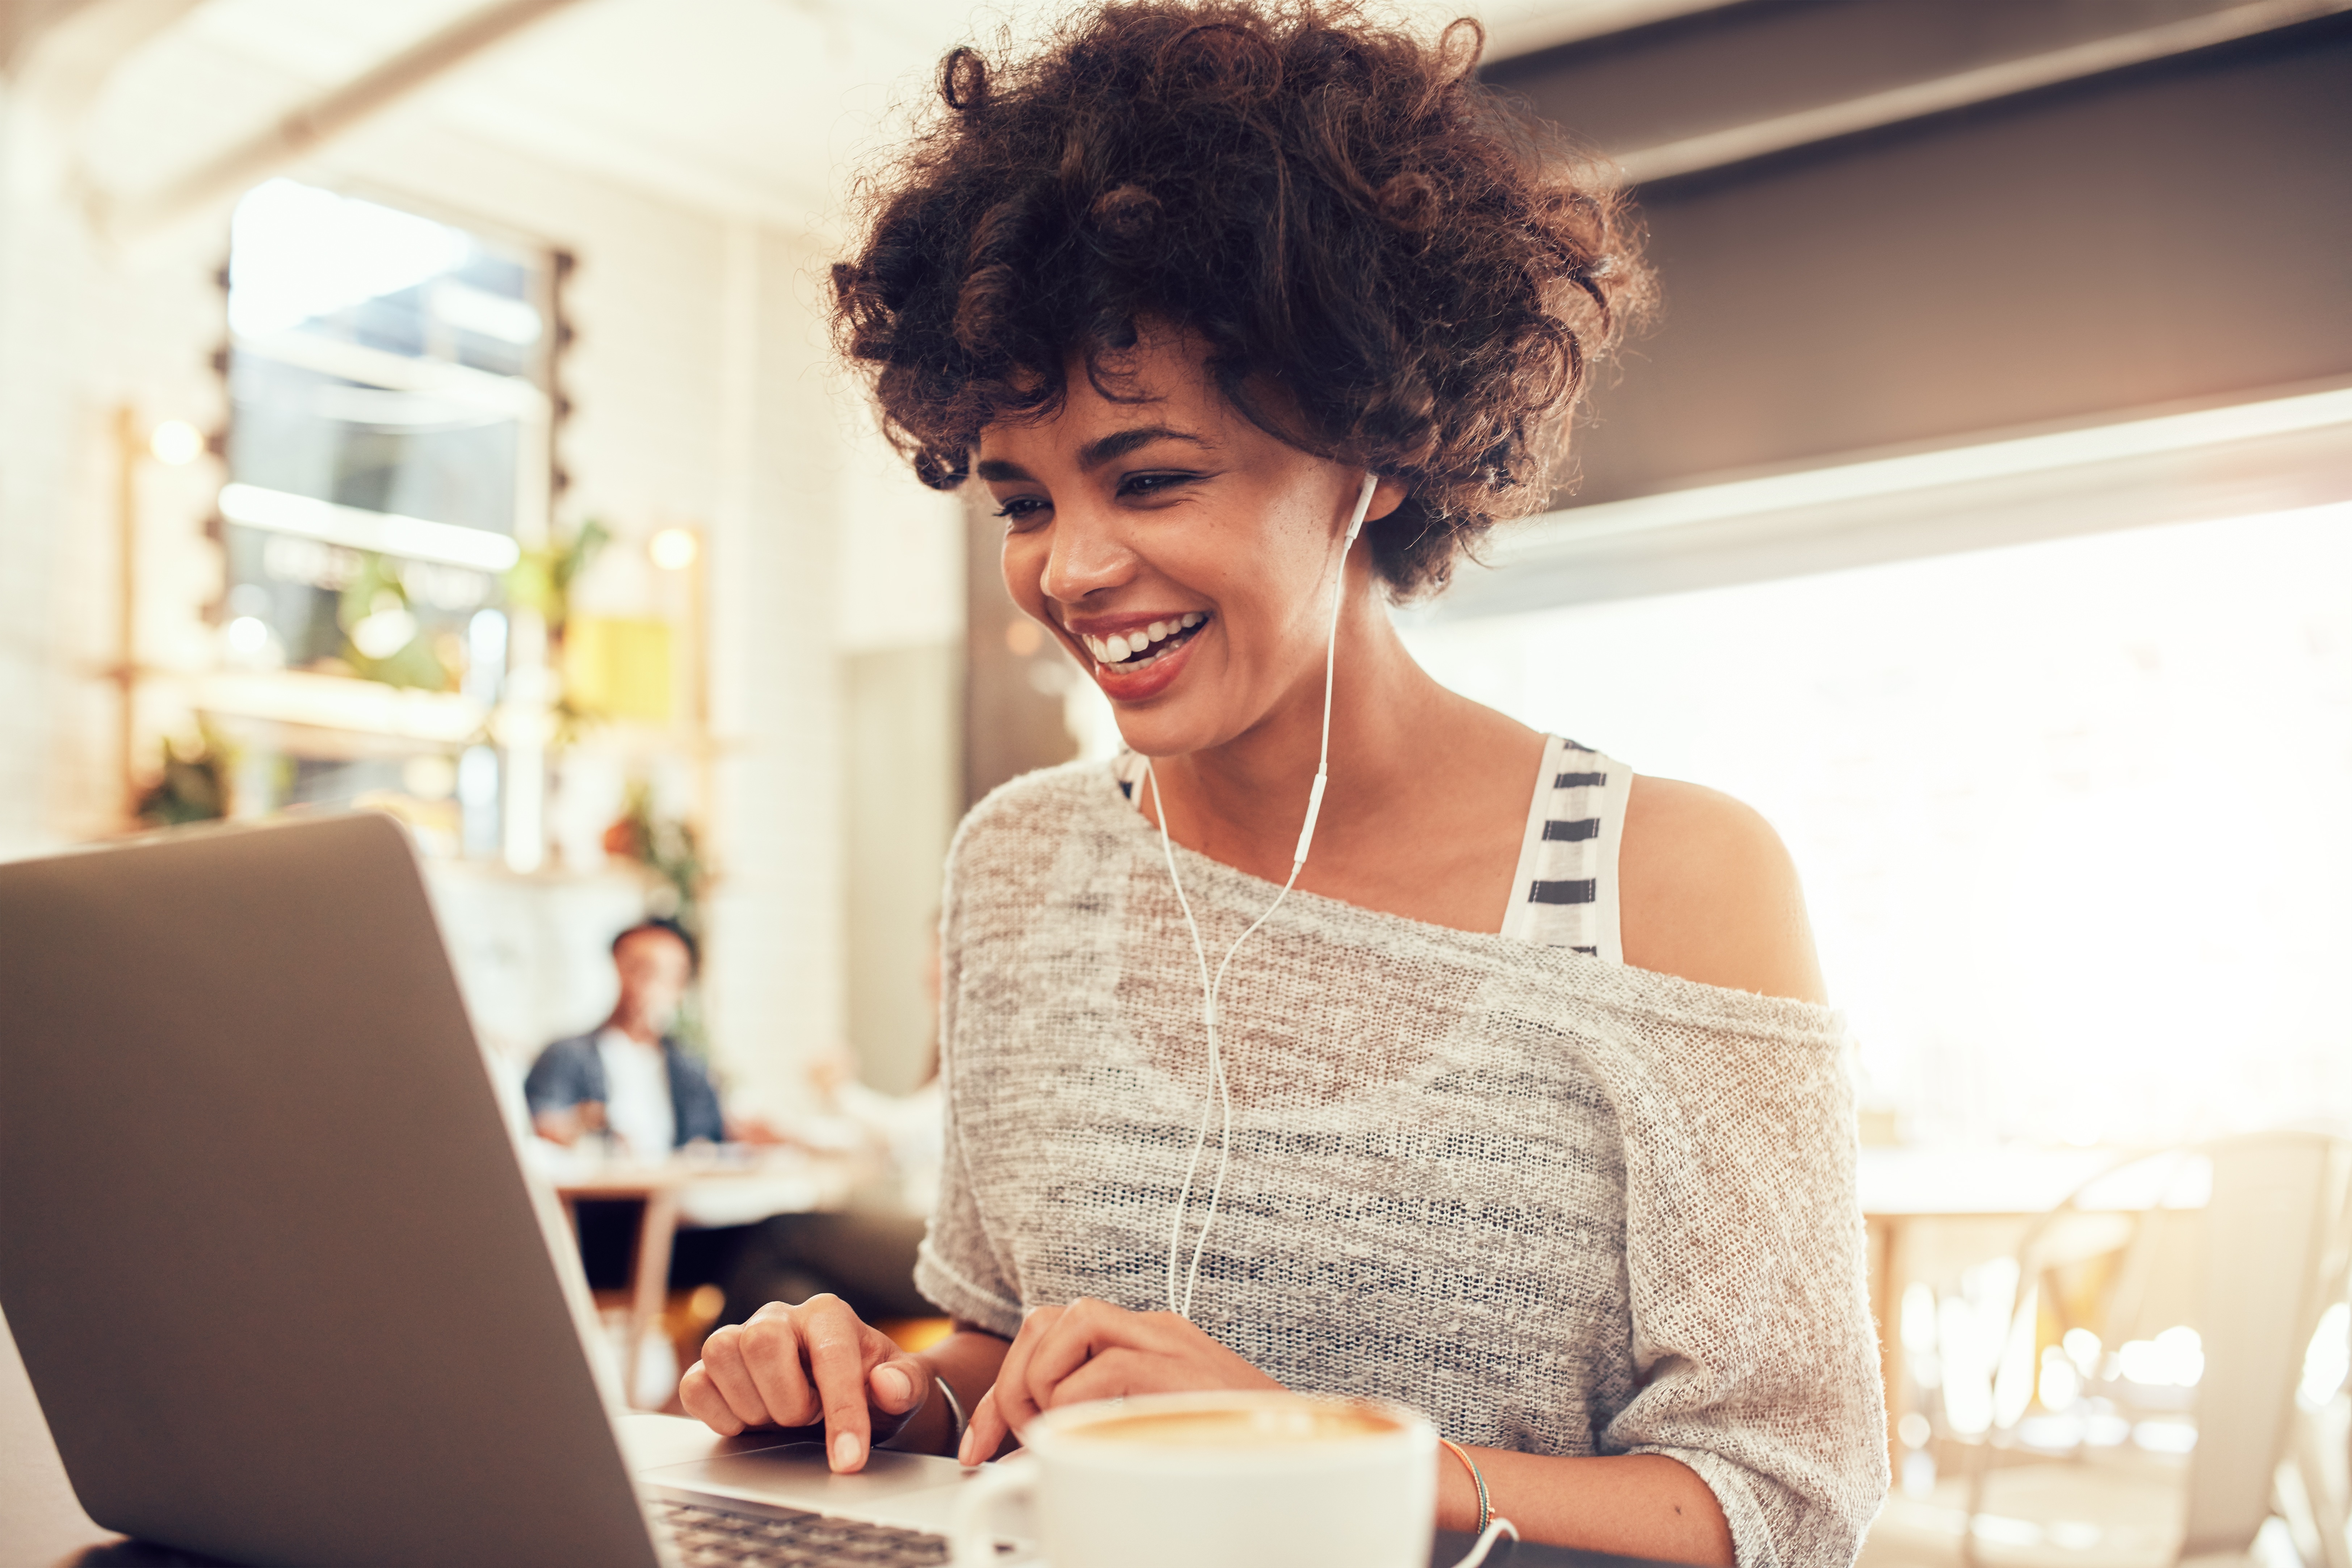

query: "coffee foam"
left=1063, top=1404, right=1400, bottom=1450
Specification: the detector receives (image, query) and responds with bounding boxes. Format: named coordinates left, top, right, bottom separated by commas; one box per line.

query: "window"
left=214, top=179, right=556, bottom=857
left=1402, top=500, right=2352, bottom=1146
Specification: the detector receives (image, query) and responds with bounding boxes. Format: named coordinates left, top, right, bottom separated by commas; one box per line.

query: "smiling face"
left=983, top=332, right=1399, bottom=761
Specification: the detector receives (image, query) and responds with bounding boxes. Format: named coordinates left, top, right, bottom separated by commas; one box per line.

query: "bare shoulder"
left=1617, top=774, right=1828, bottom=1005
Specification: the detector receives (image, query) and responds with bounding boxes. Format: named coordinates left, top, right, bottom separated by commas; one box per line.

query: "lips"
left=1065, top=611, right=1211, bottom=703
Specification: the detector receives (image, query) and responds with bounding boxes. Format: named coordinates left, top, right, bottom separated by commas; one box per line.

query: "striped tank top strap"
left=1113, top=749, right=1149, bottom=801
left=1497, top=735, right=1631, bottom=963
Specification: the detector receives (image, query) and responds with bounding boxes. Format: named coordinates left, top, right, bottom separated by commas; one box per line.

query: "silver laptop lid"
left=0, top=812, right=663, bottom=1568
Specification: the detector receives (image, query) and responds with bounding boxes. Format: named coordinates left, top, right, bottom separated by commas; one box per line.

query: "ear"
left=1365, top=476, right=1411, bottom=525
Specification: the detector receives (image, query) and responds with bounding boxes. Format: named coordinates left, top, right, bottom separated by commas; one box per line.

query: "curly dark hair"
left=831, top=0, right=1651, bottom=597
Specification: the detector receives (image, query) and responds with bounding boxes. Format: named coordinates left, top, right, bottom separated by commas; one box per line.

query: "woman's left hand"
left=958, top=1297, right=1282, bottom=1464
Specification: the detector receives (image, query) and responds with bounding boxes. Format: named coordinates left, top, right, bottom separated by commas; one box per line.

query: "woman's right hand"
left=679, top=1294, right=934, bottom=1473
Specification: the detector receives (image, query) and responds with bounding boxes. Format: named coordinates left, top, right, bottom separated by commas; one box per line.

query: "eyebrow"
left=973, top=425, right=1212, bottom=485
left=1078, top=426, right=1210, bottom=471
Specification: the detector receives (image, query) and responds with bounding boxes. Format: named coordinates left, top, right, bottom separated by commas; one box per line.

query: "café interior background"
left=0, top=0, right=2347, bottom=1553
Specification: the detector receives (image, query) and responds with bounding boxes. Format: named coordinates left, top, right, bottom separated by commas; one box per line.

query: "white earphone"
left=1144, top=471, right=1379, bottom=1320
left=1138, top=474, right=1520, bottom=1564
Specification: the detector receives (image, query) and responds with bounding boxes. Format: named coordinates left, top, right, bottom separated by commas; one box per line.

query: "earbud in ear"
left=1343, top=471, right=1378, bottom=548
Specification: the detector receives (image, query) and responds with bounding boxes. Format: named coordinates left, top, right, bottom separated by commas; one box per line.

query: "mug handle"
left=949, top=1457, right=1036, bottom=1568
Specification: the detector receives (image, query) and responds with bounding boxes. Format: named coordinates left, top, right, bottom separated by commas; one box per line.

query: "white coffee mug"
left=948, top=1389, right=1437, bottom=1568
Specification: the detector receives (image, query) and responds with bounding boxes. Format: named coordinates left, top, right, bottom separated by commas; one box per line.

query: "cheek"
left=1205, top=543, right=1320, bottom=653
left=1000, top=533, right=1048, bottom=614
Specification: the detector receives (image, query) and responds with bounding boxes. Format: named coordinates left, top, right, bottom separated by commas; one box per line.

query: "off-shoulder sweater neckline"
left=1060, top=757, right=1846, bottom=1048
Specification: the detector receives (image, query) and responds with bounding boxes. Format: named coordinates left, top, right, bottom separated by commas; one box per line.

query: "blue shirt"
left=522, top=1032, right=726, bottom=1149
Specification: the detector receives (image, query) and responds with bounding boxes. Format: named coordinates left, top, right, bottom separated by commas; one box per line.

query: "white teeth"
left=1081, top=615, right=1208, bottom=669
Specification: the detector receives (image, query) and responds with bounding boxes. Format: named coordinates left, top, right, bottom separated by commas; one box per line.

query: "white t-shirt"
left=594, top=1027, right=676, bottom=1159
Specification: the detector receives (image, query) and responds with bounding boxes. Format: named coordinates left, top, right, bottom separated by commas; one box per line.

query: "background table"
left=1855, top=1145, right=2168, bottom=1457
left=550, top=1148, right=865, bottom=1405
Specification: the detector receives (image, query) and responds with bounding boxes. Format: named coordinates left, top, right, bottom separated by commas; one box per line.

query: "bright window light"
left=2134, top=1419, right=2198, bottom=1454
left=228, top=178, right=469, bottom=339
left=1900, top=1281, right=1939, bottom=1356
left=2301, top=1303, right=2349, bottom=1408
left=1404, top=499, right=2352, bottom=1147
left=428, top=279, right=542, bottom=345
left=2037, top=1346, right=2080, bottom=1410
left=2095, top=1327, right=2201, bottom=1389
left=218, top=483, right=520, bottom=573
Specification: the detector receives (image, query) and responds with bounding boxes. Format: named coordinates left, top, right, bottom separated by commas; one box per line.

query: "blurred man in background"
left=524, top=916, right=724, bottom=1157
left=525, top=916, right=766, bottom=1296
left=527, top=912, right=724, bottom=1161
left=525, top=913, right=939, bottom=1328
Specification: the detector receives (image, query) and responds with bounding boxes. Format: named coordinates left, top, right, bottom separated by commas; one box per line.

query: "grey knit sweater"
left=916, top=762, right=1888, bottom=1568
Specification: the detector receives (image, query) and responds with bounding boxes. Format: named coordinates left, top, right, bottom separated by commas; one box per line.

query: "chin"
left=1083, top=631, right=1267, bottom=762
left=1106, top=710, right=1192, bottom=762
left=1102, top=695, right=1230, bottom=763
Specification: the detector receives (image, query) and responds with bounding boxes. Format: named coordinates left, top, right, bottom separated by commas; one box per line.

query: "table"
left=550, top=1149, right=866, bottom=1405
left=1856, top=1147, right=2126, bottom=1220
left=2, top=1311, right=1666, bottom=1568
left=1855, top=1145, right=2170, bottom=1456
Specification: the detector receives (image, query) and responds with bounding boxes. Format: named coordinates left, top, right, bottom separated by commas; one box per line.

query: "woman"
left=682, top=5, right=1886, bottom=1563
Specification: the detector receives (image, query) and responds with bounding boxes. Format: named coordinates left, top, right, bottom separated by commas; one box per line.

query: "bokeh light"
left=148, top=420, right=204, bottom=465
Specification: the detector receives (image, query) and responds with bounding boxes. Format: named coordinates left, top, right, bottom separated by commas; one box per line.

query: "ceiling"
left=42, top=0, right=1732, bottom=234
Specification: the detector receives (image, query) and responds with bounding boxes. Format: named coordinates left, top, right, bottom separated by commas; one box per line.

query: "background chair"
left=1865, top=1132, right=2351, bottom=1568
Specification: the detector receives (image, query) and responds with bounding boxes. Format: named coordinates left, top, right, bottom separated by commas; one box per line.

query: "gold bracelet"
left=1437, top=1437, right=1490, bottom=1537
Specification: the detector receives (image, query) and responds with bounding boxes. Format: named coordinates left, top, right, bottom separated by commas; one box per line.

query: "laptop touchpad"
left=640, top=1443, right=974, bottom=1531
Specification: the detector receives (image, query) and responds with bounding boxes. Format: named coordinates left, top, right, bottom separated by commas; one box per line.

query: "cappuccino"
left=1064, top=1403, right=1400, bottom=1449
left=951, top=1392, right=1437, bottom=1568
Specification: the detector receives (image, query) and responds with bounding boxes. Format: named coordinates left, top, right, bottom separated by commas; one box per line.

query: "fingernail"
left=957, top=1427, right=976, bottom=1466
left=833, top=1430, right=862, bottom=1471
left=872, top=1364, right=911, bottom=1408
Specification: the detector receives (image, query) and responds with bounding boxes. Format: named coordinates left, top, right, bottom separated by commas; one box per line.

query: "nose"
left=1038, top=499, right=1137, bottom=608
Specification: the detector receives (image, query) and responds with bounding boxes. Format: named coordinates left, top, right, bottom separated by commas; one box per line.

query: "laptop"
left=0, top=811, right=1013, bottom=1568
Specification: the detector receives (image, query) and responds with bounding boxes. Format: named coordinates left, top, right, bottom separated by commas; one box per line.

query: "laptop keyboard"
left=651, top=1496, right=965, bottom=1566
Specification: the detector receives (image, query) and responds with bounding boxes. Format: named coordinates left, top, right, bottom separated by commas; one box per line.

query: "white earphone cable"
left=1151, top=472, right=1379, bottom=1320
left=1447, top=1519, right=1521, bottom=1568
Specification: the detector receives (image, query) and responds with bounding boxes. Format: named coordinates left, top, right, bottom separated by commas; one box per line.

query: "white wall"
left=833, top=372, right=965, bottom=1093
left=0, top=75, right=76, bottom=859
left=0, top=74, right=229, bottom=861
